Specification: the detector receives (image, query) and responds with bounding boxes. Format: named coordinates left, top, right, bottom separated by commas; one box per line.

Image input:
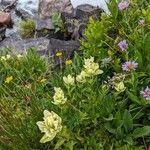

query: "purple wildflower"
left=140, top=87, right=150, bottom=100
left=118, top=40, right=128, bottom=51
left=122, top=61, right=138, bottom=71
left=138, top=19, right=145, bottom=27
left=118, top=1, right=129, bottom=10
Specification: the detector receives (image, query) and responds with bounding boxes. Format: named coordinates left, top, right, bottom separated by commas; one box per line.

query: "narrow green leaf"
left=132, top=126, right=150, bottom=138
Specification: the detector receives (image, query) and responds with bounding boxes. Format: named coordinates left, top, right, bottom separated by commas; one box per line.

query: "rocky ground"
left=0, top=0, right=109, bottom=64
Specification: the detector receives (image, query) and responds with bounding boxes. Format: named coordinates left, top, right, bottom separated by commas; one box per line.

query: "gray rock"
left=38, top=0, right=73, bottom=19
left=37, top=0, right=73, bottom=35
left=0, top=0, right=16, bottom=6
left=47, top=38, right=80, bottom=65
left=0, top=37, right=49, bottom=55
left=62, top=4, right=102, bottom=40
left=0, top=26, right=6, bottom=41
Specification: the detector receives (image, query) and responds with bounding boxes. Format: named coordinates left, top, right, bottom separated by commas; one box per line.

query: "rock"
left=0, top=37, right=49, bottom=56
left=47, top=38, right=80, bottom=65
left=61, top=4, right=102, bottom=40
left=16, top=0, right=38, bottom=16
left=74, top=4, right=102, bottom=20
left=36, top=18, right=54, bottom=31
left=0, top=11, right=11, bottom=26
left=37, top=0, right=73, bottom=35
left=38, top=0, right=73, bottom=19
left=70, top=0, right=110, bottom=14
left=0, top=0, right=16, bottom=6
left=0, top=26, right=6, bottom=41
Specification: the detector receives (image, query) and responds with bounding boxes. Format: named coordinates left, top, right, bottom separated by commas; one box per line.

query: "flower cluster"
left=104, top=73, right=126, bottom=92
left=53, top=87, right=67, bottom=105
left=118, top=0, right=129, bottom=10
left=122, top=61, right=138, bottom=71
left=1, top=55, right=11, bottom=61
left=76, top=57, right=103, bottom=83
left=63, top=74, right=75, bottom=86
left=36, top=110, right=62, bottom=143
left=118, top=40, right=128, bottom=51
left=140, top=87, right=150, bottom=100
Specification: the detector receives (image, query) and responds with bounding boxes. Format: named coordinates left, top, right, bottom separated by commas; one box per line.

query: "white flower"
left=53, top=87, right=67, bottom=105
left=63, top=74, right=75, bottom=86
left=36, top=110, right=62, bottom=143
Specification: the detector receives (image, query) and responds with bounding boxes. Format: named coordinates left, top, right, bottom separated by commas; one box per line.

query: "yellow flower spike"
left=1, top=56, right=7, bottom=61
left=36, top=110, right=62, bottom=143
left=114, top=81, right=126, bottom=92
left=56, top=51, right=62, bottom=57
left=6, top=55, right=11, bottom=59
left=17, top=54, right=23, bottom=60
left=63, top=74, right=75, bottom=86
left=65, top=59, right=72, bottom=65
left=53, top=87, right=67, bottom=105
left=5, top=76, right=13, bottom=84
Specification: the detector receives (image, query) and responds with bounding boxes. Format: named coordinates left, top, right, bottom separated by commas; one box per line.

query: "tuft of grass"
left=19, top=19, right=36, bottom=38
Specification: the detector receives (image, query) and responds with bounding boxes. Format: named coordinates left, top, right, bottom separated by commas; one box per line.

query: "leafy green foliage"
left=1, top=0, right=150, bottom=150
left=52, top=11, right=65, bottom=33
left=19, top=19, right=36, bottom=38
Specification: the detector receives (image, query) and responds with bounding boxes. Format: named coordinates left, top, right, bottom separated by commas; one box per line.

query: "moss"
left=19, top=19, right=36, bottom=38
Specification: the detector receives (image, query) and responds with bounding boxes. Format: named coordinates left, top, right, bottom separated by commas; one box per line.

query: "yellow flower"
left=1, top=56, right=7, bottom=61
left=17, top=54, right=23, bottom=60
left=5, top=76, right=13, bottom=84
left=84, top=57, right=103, bottom=76
left=6, top=55, right=11, bottom=59
left=65, top=59, right=72, bottom=65
left=1, top=55, right=11, bottom=61
left=53, top=87, right=67, bottom=105
left=114, top=81, right=126, bottom=92
left=76, top=71, right=87, bottom=83
left=63, top=74, right=75, bottom=86
left=36, top=110, right=62, bottom=143
left=56, top=51, right=62, bottom=57
left=39, top=78, right=47, bottom=83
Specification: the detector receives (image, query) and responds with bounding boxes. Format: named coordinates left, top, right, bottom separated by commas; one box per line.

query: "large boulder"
left=38, top=0, right=73, bottom=19
left=0, top=37, right=49, bottom=55
left=0, top=11, right=11, bottom=26
left=37, top=0, right=73, bottom=33
left=47, top=38, right=80, bottom=66
left=61, top=4, right=102, bottom=40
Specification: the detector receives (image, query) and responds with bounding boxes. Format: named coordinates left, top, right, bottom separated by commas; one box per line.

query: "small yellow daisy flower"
left=56, top=51, right=62, bottom=57
left=5, top=76, right=13, bottom=84
left=65, top=59, right=72, bottom=65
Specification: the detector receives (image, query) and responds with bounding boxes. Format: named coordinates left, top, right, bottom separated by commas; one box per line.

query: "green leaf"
left=123, top=110, right=133, bottom=133
left=127, top=91, right=141, bottom=105
left=132, top=126, right=150, bottom=138
left=54, top=138, right=66, bottom=149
